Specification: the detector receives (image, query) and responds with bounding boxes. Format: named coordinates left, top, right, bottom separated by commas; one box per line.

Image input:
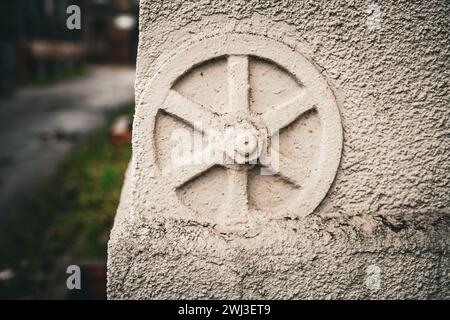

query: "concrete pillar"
left=108, top=0, right=449, bottom=299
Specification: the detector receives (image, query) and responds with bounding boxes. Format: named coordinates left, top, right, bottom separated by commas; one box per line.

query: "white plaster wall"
left=108, top=0, right=450, bottom=299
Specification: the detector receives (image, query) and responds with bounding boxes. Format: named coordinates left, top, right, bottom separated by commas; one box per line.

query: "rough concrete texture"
left=108, top=0, right=450, bottom=299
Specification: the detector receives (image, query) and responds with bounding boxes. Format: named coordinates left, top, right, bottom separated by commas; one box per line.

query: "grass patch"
left=26, top=66, right=90, bottom=87
left=0, top=106, right=132, bottom=299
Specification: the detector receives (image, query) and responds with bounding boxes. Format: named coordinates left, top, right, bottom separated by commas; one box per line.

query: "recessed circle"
left=138, top=33, right=343, bottom=228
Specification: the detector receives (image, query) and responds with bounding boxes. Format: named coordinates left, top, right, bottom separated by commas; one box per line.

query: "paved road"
left=0, top=65, right=135, bottom=222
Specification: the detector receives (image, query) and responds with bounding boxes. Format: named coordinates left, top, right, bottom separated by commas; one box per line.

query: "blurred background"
left=0, top=0, right=139, bottom=299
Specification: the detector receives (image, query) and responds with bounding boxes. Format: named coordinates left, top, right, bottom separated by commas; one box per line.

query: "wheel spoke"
left=228, top=55, right=250, bottom=115
left=161, top=90, right=219, bottom=134
left=263, top=91, right=316, bottom=135
left=165, top=160, right=216, bottom=189
left=222, top=169, right=249, bottom=223
left=263, top=149, right=308, bottom=187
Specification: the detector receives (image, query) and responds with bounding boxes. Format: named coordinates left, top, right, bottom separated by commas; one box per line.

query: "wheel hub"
left=225, top=120, right=265, bottom=165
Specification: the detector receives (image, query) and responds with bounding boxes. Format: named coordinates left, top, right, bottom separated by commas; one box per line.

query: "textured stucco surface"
left=108, top=0, right=450, bottom=299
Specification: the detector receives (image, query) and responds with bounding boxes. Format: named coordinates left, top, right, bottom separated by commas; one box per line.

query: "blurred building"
left=85, top=0, right=139, bottom=64
left=0, top=0, right=139, bottom=96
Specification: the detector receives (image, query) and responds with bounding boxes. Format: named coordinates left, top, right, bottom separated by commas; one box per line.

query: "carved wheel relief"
left=143, top=34, right=342, bottom=230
